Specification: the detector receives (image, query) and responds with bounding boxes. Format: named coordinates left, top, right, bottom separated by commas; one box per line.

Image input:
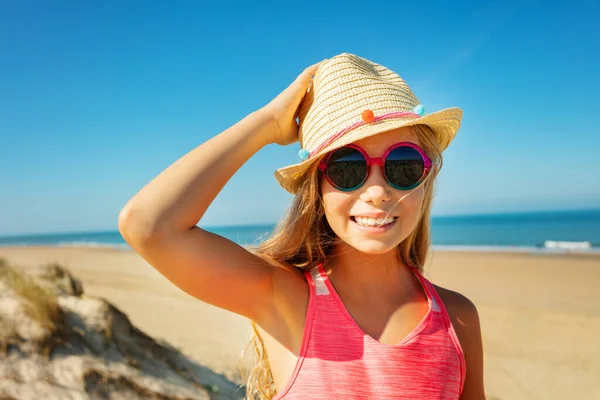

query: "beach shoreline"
left=1, top=245, right=599, bottom=399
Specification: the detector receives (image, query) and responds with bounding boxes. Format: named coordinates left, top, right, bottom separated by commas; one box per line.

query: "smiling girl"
left=119, top=53, right=485, bottom=399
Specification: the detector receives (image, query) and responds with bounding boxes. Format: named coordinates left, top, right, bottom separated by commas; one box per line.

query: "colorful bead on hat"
left=413, top=104, right=425, bottom=116
left=361, top=109, right=375, bottom=123
left=298, top=148, right=310, bottom=161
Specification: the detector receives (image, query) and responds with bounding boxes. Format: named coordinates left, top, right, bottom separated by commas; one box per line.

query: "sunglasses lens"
left=326, top=147, right=367, bottom=189
left=385, top=146, right=425, bottom=189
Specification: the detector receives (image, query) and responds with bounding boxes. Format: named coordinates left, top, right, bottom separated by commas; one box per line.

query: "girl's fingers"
left=298, top=59, right=328, bottom=82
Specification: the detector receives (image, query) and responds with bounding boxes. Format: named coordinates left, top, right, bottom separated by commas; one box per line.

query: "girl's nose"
left=359, top=165, right=392, bottom=204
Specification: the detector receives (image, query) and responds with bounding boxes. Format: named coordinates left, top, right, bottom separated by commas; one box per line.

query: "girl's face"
left=320, top=126, right=427, bottom=255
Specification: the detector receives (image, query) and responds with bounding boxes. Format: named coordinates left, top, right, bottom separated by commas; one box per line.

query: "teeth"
left=354, top=216, right=395, bottom=227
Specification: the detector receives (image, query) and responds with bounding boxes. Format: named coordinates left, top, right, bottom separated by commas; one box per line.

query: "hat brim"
left=274, top=107, right=462, bottom=194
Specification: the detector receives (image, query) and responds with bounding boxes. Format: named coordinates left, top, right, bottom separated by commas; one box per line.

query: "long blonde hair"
left=241, top=124, right=444, bottom=399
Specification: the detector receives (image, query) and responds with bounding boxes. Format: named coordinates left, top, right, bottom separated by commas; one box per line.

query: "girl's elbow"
left=118, top=206, right=162, bottom=246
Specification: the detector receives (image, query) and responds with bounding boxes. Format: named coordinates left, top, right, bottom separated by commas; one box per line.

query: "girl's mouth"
left=350, top=216, right=398, bottom=233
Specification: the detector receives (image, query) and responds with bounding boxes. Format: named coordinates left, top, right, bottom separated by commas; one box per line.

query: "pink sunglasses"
left=318, top=142, right=432, bottom=191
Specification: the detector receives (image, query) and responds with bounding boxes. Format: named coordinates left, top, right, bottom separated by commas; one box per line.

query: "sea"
left=1, top=209, right=600, bottom=254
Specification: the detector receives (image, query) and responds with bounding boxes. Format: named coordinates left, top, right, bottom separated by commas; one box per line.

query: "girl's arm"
left=118, top=62, right=322, bottom=325
left=118, top=110, right=277, bottom=321
left=458, top=298, right=485, bottom=400
left=435, top=285, right=486, bottom=399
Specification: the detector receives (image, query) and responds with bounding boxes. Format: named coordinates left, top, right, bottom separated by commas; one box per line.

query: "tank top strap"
left=409, top=264, right=453, bottom=321
left=303, top=263, right=331, bottom=296
left=407, top=265, right=442, bottom=313
left=408, top=265, right=467, bottom=391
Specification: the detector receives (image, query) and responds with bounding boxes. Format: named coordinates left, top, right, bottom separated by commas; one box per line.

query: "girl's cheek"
left=322, top=193, right=343, bottom=223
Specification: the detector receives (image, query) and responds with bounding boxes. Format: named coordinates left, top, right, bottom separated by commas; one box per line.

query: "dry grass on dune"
left=0, top=257, right=244, bottom=399
left=0, top=258, right=66, bottom=359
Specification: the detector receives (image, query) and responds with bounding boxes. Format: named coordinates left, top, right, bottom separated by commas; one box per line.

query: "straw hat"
left=274, top=52, right=463, bottom=194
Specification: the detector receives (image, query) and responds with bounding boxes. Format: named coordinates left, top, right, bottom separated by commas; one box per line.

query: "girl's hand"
left=261, top=59, right=327, bottom=146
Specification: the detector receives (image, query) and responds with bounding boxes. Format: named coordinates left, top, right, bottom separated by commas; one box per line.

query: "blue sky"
left=1, top=0, right=599, bottom=236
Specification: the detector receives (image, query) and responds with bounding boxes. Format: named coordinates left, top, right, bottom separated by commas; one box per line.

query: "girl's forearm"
left=119, top=109, right=276, bottom=242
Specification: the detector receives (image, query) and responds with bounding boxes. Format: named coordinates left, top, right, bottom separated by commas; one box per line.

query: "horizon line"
left=1, top=206, right=599, bottom=239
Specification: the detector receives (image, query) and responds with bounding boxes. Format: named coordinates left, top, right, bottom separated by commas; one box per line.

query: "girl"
left=119, top=53, right=485, bottom=399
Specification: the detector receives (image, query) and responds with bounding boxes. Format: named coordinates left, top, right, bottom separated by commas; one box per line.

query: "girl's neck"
left=323, top=245, right=413, bottom=299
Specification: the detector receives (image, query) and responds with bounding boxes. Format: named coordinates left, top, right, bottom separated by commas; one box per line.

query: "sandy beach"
left=1, top=246, right=598, bottom=400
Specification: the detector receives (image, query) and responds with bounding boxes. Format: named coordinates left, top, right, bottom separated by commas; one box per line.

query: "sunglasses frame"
left=318, top=142, right=432, bottom=191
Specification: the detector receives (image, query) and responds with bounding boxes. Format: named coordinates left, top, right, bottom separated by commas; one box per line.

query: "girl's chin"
left=348, top=243, right=397, bottom=255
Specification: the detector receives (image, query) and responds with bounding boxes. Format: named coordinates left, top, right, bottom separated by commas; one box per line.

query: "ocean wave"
left=56, top=241, right=131, bottom=250
left=2, top=240, right=598, bottom=255
left=432, top=244, right=600, bottom=254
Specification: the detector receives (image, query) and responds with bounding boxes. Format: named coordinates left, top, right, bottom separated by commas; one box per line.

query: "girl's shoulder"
left=268, top=259, right=310, bottom=284
left=252, top=255, right=310, bottom=288
left=432, top=284, right=478, bottom=321
left=432, top=283, right=480, bottom=341
left=266, top=259, right=310, bottom=315
left=257, top=260, right=311, bottom=355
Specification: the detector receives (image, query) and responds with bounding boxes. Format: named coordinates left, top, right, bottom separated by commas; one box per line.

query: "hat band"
left=306, top=111, right=421, bottom=160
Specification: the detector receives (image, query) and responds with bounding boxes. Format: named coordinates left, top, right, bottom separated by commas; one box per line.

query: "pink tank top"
left=272, top=263, right=466, bottom=399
